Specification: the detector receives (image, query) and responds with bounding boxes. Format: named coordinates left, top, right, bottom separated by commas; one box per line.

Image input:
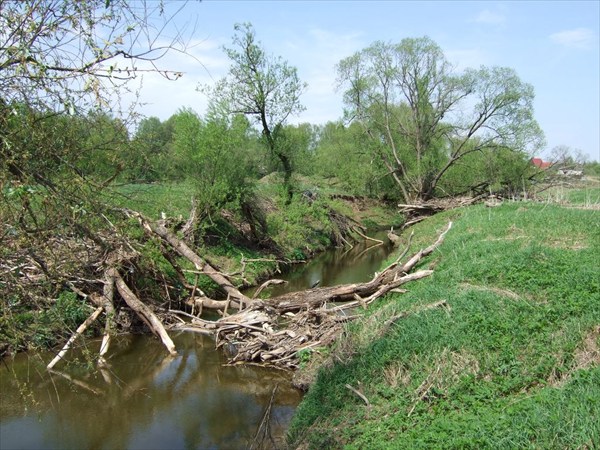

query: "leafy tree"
left=168, top=108, right=204, bottom=181
left=166, top=106, right=256, bottom=222
left=204, top=22, right=307, bottom=203
left=127, top=117, right=174, bottom=182
left=314, top=121, right=395, bottom=198
left=0, top=0, right=193, bottom=325
left=337, top=37, right=545, bottom=202
left=273, top=123, right=318, bottom=177
left=440, top=144, right=539, bottom=198
left=78, top=111, right=130, bottom=182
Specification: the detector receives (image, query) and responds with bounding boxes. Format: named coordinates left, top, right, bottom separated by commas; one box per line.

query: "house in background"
left=557, top=168, right=583, bottom=177
left=531, top=157, right=552, bottom=169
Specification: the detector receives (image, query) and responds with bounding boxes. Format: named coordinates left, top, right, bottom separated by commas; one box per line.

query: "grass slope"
left=289, top=201, right=599, bottom=449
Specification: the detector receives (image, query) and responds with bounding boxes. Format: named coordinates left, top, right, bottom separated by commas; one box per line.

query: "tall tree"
left=205, top=23, right=307, bottom=203
left=127, top=117, right=173, bottom=182
left=337, top=37, right=545, bottom=202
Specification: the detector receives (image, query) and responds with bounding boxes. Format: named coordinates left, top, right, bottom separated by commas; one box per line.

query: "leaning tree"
left=336, top=37, right=545, bottom=202
left=0, top=0, right=196, bottom=358
left=203, top=22, right=307, bottom=203
left=1, top=0, right=193, bottom=225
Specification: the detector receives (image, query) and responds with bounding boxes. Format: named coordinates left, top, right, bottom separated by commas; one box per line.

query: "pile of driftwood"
left=167, top=219, right=452, bottom=370
left=44, top=206, right=452, bottom=372
left=397, top=196, right=481, bottom=229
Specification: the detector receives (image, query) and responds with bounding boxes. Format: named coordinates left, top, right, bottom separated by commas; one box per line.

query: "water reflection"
left=253, top=231, right=394, bottom=298
left=1, top=233, right=396, bottom=449
left=1, top=333, right=301, bottom=450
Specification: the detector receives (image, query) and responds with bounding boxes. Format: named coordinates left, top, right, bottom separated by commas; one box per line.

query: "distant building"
left=557, top=169, right=583, bottom=177
left=531, top=157, right=552, bottom=169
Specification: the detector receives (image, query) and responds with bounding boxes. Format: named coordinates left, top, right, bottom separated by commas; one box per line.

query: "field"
left=289, top=188, right=600, bottom=448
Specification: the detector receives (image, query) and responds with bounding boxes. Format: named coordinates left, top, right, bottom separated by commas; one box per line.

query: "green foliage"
left=112, top=182, right=197, bottom=219
left=583, top=161, right=600, bottom=177
left=266, top=195, right=335, bottom=257
left=1, top=0, right=187, bottom=231
left=1, top=291, right=92, bottom=352
left=336, top=37, right=545, bottom=202
left=157, top=107, right=257, bottom=220
left=51, top=291, right=89, bottom=327
left=289, top=202, right=600, bottom=448
left=313, top=121, right=398, bottom=199
left=125, top=116, right=174, bottom=182
left=205, top=22, right=307, bottom=201
left=441, top=146, right=539, bottom=197
left=77, top=111, right=130, bottom=180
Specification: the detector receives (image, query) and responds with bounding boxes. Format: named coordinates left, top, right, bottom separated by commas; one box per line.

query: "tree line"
left=2, top=11, right=559, bottom=228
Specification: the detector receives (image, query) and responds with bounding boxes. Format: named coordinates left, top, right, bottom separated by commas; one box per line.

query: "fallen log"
left=111, top=268, right=177, bottom=356
left=172, top=222, right=453, bottom=369
left=264, top=222, right=451, bottom=313
left=129, top=210, right=253, bottom=307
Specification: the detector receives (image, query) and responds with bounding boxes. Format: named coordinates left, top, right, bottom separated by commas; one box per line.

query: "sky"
left=129, top=0, right=600, bottom=161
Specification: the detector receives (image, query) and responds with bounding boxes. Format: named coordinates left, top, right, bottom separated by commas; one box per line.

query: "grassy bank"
left=289, top=200, right=599, bottom=448
left=111, top=176, right=401, bottom=264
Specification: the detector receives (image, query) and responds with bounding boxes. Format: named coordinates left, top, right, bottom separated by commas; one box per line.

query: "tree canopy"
left=336, top=36, right=545, bottom=202
left=1, top=0, right=190, bottom=231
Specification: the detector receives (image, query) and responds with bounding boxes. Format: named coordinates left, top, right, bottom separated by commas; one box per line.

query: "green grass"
left=289, top=201, right=600, bottom=448
left=110, top=182, right=197, bottom=219
left=537, top=179, right=600, bottom=207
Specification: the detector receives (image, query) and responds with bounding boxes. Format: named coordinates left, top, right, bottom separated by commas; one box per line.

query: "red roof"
left=531, top=158, right=552, bottom=169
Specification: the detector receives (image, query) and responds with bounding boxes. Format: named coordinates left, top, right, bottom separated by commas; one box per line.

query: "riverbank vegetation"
left=289, top=197, right=599, bottom=448
left=1, top=2, right=598, bottom=447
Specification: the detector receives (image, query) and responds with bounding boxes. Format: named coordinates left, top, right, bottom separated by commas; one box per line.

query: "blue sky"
left=132, top=1, right=600, bottom=161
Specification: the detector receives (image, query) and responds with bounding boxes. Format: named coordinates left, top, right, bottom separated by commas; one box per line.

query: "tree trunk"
left=47, top=306, right=104, bottom=370
left=111, top=268, right=177, bottom=356
left=98, top=272, right=116, bottom=366
left=278, top=152, right=294, bottom=204
left=135, top=214, right=253, bottom=307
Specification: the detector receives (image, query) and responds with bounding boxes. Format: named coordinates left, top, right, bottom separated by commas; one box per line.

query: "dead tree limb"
left=253, top=279, right=288, bottom=299
left=47, top=306, right=104, bottom=370
left=353, top=227, right=384, bottom=244
left=111, top=268, right=177, bottom=356
left=345, top=383, right=370, bottom=407
left=188, top=296, right=243, bottom=311
left=97, top=271, right=116, bottom=366
left=171, top=222, right=453, bottom=370
left=129, top=210, right=253, bottom=307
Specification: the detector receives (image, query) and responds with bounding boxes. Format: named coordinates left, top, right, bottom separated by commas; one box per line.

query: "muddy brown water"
left=0, top=233, right=395, bottom=450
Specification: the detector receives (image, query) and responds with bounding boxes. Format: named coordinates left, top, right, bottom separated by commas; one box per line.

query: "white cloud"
left=473, top=9, right=506, bottom=25
left=115, top=37, right=230, bottom=121
left=284, top=28, right=365, bottom=124
left=445, top=48, right=489, bottom=71
left=550, top=28, right=596, bottom=49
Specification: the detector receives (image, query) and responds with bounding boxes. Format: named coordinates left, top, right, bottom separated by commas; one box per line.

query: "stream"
left=0, top=233, right=395, bottom=450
